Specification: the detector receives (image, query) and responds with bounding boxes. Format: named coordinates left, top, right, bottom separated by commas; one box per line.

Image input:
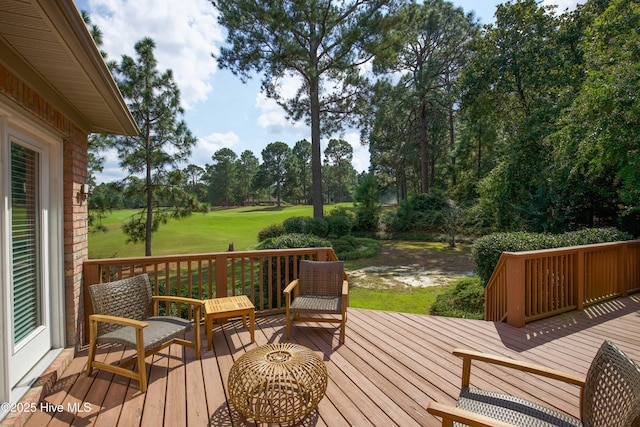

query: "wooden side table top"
left=204, top=295, right=254, bottom=317
left=204, top=295, right=255, bottom=350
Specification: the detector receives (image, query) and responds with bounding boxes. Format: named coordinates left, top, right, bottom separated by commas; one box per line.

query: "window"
left=11, top=142, right=42, bottom=344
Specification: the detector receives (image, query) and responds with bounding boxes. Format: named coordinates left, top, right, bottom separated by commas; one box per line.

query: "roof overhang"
left=0, top=0, right=138, bottom=136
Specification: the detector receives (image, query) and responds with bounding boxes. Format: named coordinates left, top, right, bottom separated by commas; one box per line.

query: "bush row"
left=253, top=232, right=380, bottom=261
left=258, top=207, right=357, bottom=242
left=472, top=228, right=633, bottom=286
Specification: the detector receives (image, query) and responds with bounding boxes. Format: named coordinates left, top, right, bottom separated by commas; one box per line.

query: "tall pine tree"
left=110, top=37, right=199, bottom=256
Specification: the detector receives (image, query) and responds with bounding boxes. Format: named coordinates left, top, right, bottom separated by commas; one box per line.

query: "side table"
left=228, top=343, right=328, bottom=424
left=204, top=295, right=255, bottom=350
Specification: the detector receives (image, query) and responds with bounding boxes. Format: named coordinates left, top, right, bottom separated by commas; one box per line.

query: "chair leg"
left=86, top=322, right=97, bottom=376
left=340, top=311, right=347, bottom=344
left=135, top=328, right=147, bottom=392
left=286, top=306, right=291, bottom=339
left=194, top=310, right=201, bottom=359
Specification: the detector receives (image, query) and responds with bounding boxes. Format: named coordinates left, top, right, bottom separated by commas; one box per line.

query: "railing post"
left=505, top=254, right=525, bottom=328
left=215, top=254, right=228, bottom=298
left=619, top=242, right=628, bottom=297
left=317, top=248, right=328, bottom=261
left=576, top=248, right=585, bottom=310
left=82, top=262, right=101, bottom=345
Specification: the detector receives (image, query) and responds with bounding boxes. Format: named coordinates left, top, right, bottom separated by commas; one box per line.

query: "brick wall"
left=0, top=63, right=88, bottom=350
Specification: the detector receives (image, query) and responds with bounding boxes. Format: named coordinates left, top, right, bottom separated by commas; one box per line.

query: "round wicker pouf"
left=228, top=343, right=328, bottom=424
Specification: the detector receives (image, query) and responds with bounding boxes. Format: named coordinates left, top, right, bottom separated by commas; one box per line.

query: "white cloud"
left=190, top=131, right=240, bottom=166
left=255, top=94, right=292, bottom=133
left=255, top=74, right=307, bottom=135
left=95, top=147, right=123, bottom=183
left=86, top=0, right=222, bottom=109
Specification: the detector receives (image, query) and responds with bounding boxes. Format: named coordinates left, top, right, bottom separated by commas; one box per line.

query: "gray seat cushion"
left=96, top=316, right=193, bottom=354
left=455, top=387, right=582, bottom=427
left=289, top=295, right=342, bottom=314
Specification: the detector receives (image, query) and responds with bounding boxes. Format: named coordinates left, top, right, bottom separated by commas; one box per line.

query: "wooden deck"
left=23, top=295, right=640, bottom=426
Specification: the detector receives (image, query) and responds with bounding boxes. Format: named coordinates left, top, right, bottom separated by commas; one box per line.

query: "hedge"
left=472, top=228, right=633, bottom=286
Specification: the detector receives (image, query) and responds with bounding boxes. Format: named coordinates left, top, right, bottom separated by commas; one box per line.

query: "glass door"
left=7, top=139, right=51, bottom=390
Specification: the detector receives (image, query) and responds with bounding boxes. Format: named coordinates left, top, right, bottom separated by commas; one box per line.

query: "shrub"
left=283, top=216, right=308, bottom=234
left=327, top=215, right=353, bottom=237
left=353, top=173, right=382, bottom=232
left=304, top=217, right=329, bottom=237
left=331, top=236, right=380, bottom=260
left=429, top=277, right=484, bottom=319
left=327, top=206, right=356, bottom=222
left=354, top=206, right=381, bottom=232
left=562, top=228, right=632, bottom=246
left=254, top=233, right=331, bottom=250
left=257, top=223, right=285, bottom=242
left=381, top=209, right=398, bottom=232
left=388, top=191, right=450, bottom=233
left=472, top=228, right=633, bottom=286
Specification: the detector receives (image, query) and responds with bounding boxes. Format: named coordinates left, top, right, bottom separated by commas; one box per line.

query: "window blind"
left=10, top=142, right=41, bottom=344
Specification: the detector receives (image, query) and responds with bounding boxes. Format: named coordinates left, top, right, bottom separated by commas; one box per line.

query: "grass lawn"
left=89, top=204, right=348, bottom=259
left=349, top=284, right=448, bottom=315
left=89, top=205, right=475, bottom=315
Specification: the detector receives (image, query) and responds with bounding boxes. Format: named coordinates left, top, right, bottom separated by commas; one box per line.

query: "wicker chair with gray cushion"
left=284, top=260, right=348, bottom=343
left=86, top=274, right=202, bottom=392
left=427, top=340, right=640, bottom=427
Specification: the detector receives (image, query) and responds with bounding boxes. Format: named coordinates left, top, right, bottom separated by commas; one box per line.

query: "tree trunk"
left=449, top=100, right=456, bottom=187
left=419, top=100, right=429, bottom=194
left=399, top=166, right=407, bottom=201
left=310, top=75, right=323, bottom=218
left=276, top=182, right=281, bottom=207
left=477, top=128, right=482, bottom=180
left=145, top=159, right=153, bottom=256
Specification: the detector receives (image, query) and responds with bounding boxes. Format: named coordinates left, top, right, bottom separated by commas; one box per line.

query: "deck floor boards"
left=23, top=295, right=640, bottom=427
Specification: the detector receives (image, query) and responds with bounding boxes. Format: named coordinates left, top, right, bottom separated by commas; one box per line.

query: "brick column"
left=63, top=127, right=89, bottom=348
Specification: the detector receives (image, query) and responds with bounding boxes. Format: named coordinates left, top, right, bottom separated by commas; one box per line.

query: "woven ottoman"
left=228, top=343, right=328, bottom=423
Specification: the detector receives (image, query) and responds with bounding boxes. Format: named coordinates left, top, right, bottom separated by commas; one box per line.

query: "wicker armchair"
left=284, top=260, right=348, bottom=343
left=86, top=274, right=202, bottom=392
left=428, top=340, right=640, bottom=427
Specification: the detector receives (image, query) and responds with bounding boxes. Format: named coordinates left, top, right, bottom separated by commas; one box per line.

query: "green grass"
left=89, top=204, right=350, bottom=259
left=89, top=205, right=478, bottom=317
left=349, top=284, right=449, bottom=315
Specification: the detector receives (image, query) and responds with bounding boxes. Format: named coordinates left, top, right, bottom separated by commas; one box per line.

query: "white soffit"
left=0, top=0, right=137, bottom=136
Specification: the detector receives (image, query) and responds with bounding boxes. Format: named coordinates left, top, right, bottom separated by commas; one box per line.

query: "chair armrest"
left=453, top=348, right=585, bottom=387
left=89, top=314, right=148, bottom=329
left=427, top=401, right=517, bottom=427
left=152, top=296, right=202, bottom=320
left=342, top=280, right=349, bottom=308
left=283, top=279, right=299, bottom=295
left=152, top=295, right=204, bottom=306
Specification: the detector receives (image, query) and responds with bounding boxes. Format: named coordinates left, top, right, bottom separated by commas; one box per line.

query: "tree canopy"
left=214, top=0, right=396, bottom=218
left=87, top=0, right=640, bottom=239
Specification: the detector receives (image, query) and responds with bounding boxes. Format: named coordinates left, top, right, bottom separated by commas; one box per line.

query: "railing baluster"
left=259, top=256, right=265, bottom=312
left=485, top=240, right=640, bottom=327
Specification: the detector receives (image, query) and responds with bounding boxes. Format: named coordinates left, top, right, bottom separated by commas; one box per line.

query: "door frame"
left=0, top=108, right=65, bottom=406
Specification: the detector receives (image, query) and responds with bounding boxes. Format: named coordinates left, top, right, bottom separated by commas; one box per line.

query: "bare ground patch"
left=346, top=241, right=474, bottom=288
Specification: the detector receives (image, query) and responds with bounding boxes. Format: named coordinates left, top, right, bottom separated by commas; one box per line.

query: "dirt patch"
left=346, top=241, right=474, bottom=288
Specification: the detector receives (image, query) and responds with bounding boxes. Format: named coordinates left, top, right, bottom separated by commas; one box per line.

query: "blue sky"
left=73, top=0, right=584, bottom=183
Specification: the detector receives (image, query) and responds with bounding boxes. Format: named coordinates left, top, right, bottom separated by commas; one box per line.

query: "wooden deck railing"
left=484, top=240, right=640, bottom=327
left=82, top=247, right=339, bottom=344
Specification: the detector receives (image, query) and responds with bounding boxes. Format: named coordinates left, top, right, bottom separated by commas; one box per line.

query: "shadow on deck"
left=11, top=295, right=640, bottom=427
